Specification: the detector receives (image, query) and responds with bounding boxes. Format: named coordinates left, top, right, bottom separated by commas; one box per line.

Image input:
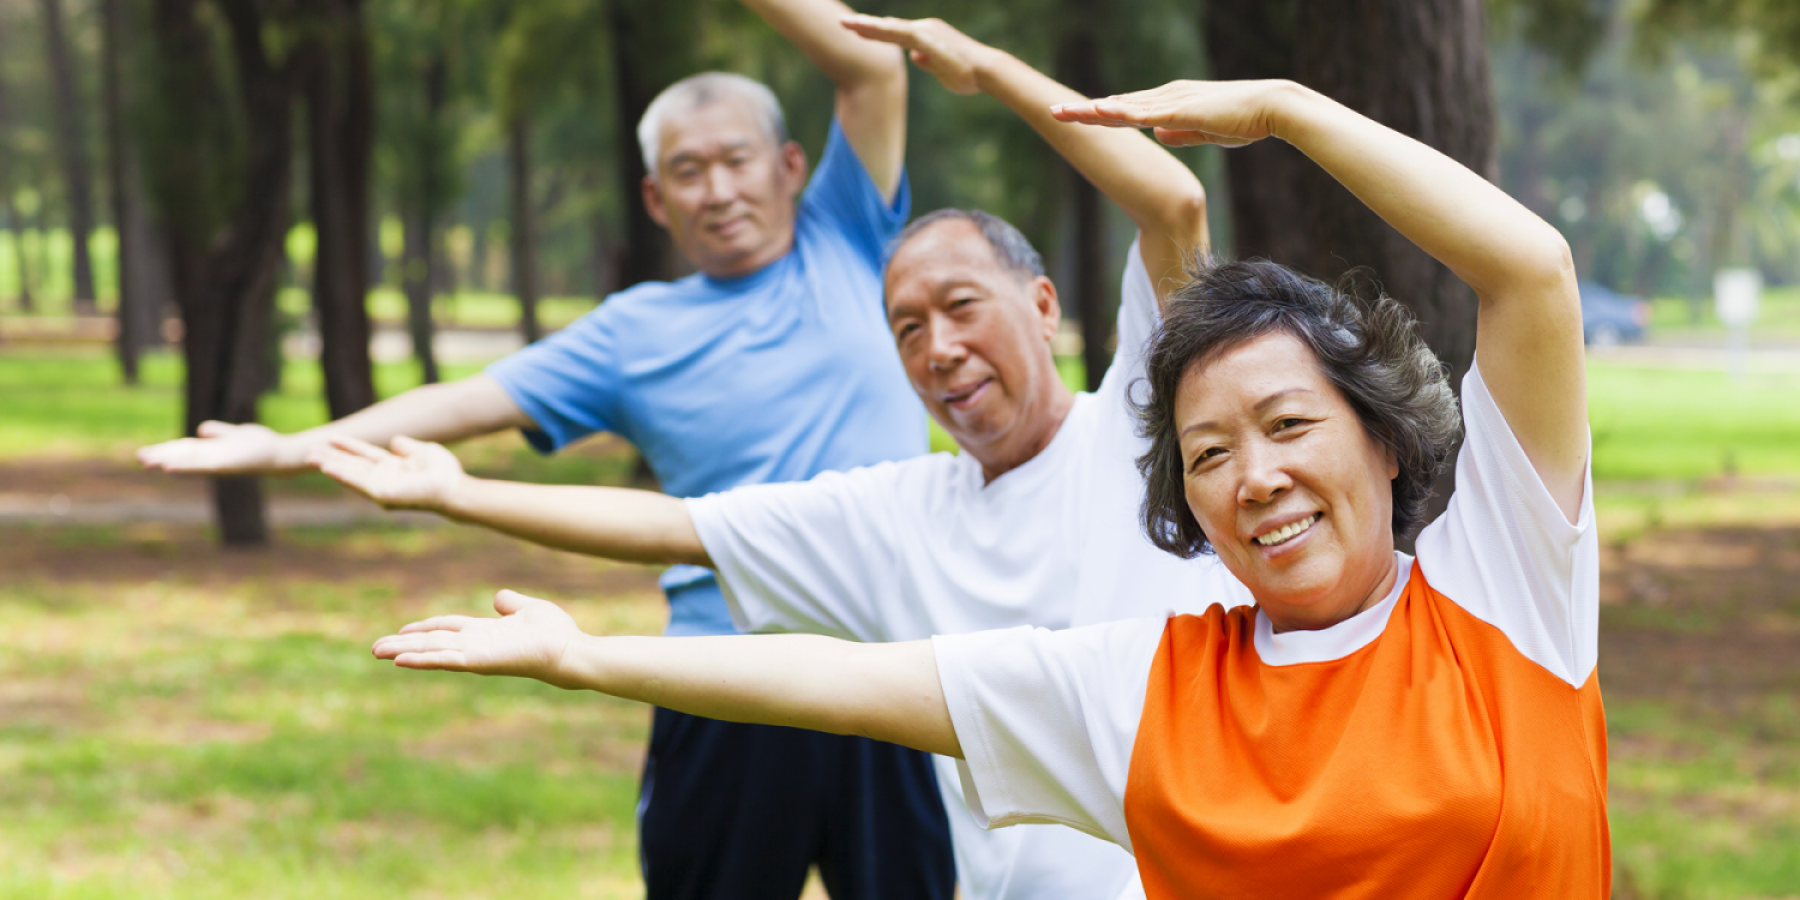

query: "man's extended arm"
left=137, top=374, right=535, bottom=477
left=844, top=16, right=1206, bottom=303
left=310, top=435, right=709, bottom=568
left=741, top=0, right=906, bottom=200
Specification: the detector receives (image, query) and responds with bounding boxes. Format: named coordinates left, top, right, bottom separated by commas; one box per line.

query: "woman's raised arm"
left=373, top=590, right=962, bottom=758
left=1053, top=81, right=1586, bottom=522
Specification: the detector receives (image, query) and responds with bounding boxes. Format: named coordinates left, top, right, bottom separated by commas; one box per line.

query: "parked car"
left=1579, top=280, right=1651, bottom=345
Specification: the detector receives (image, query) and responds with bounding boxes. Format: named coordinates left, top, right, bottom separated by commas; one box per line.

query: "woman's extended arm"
left=374, top=589, right=961, bottom=758
left=310, top=436, right=709, bottom=567
left=842, top=15, right=1207, bottom=303
left=1053, top=81, right=1587, bottom=521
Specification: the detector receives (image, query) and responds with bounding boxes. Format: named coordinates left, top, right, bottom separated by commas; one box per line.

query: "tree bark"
left=609, top=0, right=681, bottom=289
left=508, top=115, right=541, bottom=344
left=1055, top=2, right=1112, bottom=391
left=104, top=0, right=157, bottom=383
left=150, top=0, right=298, bottom=546
left=0, top=49, right=32, bottom=313
left=303, top=0, right=378, bottom=419
left=400, top=50, right=446, bottom=384
left=40, top=0, right=99, bottom=314
left=1206, top=0, right=1495, bottom=536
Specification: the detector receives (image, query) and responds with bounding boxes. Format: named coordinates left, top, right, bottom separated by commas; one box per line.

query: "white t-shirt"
left=932, top=361, right=1599, bottom=851
left=688, top=240, right=1250, bottom=900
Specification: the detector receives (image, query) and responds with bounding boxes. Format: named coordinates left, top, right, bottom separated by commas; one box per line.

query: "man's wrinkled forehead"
left=883, top=222, right=1016, bottom=308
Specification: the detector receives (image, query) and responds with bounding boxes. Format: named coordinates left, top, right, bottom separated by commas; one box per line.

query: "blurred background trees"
left=2, top=0, right=1798, bottom=543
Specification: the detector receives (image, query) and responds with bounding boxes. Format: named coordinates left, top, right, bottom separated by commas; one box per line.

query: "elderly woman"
left=371, top=77, right=1603, bottom=899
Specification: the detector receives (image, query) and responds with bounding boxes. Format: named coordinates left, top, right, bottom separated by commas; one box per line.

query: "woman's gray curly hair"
left=1134, top=258, right=1463, bottom=558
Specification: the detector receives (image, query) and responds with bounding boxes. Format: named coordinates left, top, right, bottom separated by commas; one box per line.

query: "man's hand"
left=310, top=435, right=468, bottom=513
left=841, top=15, right=986, bottom=96
left=372, top=590, right=584, bottom=688
left=137, top=421, right=299, bottom=475
left=1050, top=79, right=1289, bottom=148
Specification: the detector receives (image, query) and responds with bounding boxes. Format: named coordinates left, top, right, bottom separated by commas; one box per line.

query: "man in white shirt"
left=313, top=16, right=1247, bottom=900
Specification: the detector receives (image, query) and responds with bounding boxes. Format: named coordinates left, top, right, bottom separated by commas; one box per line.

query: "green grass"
left=0, top=524, right=662, bottom=898
left=1647, top=285, right=1800, bottom=339
left=1587, top=362, right=1800, bottom=481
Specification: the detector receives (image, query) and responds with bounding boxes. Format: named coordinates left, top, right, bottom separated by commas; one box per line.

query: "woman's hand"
left=1049, top=79, right=1292, bottom=148
left=841, top=15, right=987, bottom=95
left=310, top=435, right=467, bottom=513
left=372, top=590, right=584, bottom=688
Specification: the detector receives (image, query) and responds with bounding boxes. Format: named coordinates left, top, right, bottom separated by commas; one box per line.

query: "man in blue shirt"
left=135, top=1, right=950, bottom=897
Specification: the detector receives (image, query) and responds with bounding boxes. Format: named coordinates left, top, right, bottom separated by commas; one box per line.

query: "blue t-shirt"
left=487, top=122, right=927, bottom=636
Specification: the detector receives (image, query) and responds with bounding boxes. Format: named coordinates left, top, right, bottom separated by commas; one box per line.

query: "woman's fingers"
left=396, top=614, right=481, bottom=635
left=329, top=435, right=393, bottom=463
left=391, top=649, right=470, bottom=671
left=840, top=13, right=914, bottom=45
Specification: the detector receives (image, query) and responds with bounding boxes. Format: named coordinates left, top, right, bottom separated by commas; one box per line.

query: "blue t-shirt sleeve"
left=484, top=308, right=621, bottom=454
left=799, top=119, right=911, bottom=271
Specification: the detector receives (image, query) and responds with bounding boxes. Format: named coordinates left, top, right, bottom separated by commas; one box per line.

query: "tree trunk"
left=104, top=0, right=152, bottom=383
left=150, top=0, right=298, bottom=546
left=1055, top=3, right=1111, bottom=391
left=304, top=0, right=378, bottom=419
left=508, top=115, right=541, bottom=344
left=400, top=50, right=446, bottom=384
left=609, top=0, right=681, bottom=289
left=40, top=0, right=99, bottom=314
left=1206, top=0, right=1495, bottom=537
left=0, top=34, right=33, bottom=313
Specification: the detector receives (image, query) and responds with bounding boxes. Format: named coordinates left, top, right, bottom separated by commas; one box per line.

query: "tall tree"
left=0, top=56, right=35, bottom=314
left=104, top=0, right=169, bottom=383
left=39, top=0, right=99, bottom=314
left=609, top=0, right=686, bottom=289
left=1206, top=0, right=1495, bottom=529
left=506, top=114, right=541, bottom=343
left=144, top=0, right=301, bottom=545
left=1054, top=0, right=1112, bottom=390
left=301, top=0, right=378, bottom=419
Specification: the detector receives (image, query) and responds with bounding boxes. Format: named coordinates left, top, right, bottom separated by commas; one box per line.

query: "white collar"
left=1253, top=552, right=1414, bottom=667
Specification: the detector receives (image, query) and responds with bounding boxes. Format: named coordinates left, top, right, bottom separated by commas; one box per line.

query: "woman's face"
left=1176, top=331, right=1400, bottom=632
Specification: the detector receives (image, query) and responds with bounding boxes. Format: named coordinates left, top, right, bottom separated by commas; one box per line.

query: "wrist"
left=969, top=46, right=1017, bottom=96
left=273, top=433, right=321, bottom=472
left=1264, top=80, right=1325, bottom=146
left=436, top=472, right=481, bottom=518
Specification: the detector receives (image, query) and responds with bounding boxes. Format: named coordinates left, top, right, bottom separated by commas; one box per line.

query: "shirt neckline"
left=697, top=244, right=796, bottom=291
left=955, top=391, right=1094, bottom=495
left=1253, top=552, right=1414, bottom=667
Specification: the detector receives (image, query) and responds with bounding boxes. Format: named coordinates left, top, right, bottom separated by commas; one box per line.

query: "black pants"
left=638, top=707, right=955, bottom=900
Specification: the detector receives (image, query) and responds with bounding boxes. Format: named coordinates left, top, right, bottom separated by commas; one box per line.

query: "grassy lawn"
left=0, top=520, right=665, bottom=899
left=2, top=346, right=1798, bottom=898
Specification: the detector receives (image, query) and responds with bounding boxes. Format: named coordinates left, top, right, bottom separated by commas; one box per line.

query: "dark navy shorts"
left=638, top=707, right=956, bottom=900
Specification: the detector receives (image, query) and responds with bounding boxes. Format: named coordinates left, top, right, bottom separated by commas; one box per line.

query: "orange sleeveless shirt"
left=1123, top=561, right=1610, bottom=899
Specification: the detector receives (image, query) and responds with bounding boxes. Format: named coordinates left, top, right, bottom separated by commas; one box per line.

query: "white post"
left=1714, top=268, right=1761, bottom=382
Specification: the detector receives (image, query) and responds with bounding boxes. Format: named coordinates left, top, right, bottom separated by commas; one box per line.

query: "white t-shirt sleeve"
left=932, top=616, right=1169, bottom=853
left=1415, top=359, right=1599, bottom=688
left=1096, top=236, right=1158, bottom=404
left=686, top=464, right=906, bottom=642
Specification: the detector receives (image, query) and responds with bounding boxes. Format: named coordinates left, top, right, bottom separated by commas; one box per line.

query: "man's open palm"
left=311, top=436, right=466, bottom=512
left=372, top=590, right=583, bottom=688
left=137, top=421, right=289, bottom=475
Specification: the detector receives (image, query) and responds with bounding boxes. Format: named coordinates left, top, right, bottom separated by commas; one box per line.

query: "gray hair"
left=637, top=72, right=790, bottom=176
left=886, top=209, right=1045, bottom=281
left=1135, top=258, right=1463, bottom=557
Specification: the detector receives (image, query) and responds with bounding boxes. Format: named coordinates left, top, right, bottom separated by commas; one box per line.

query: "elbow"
left=1519, top=226, right=1577, bottom=295
left=1161, top=186, right=1211, bottom=255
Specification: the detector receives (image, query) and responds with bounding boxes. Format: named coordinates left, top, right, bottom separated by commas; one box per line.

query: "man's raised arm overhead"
left=742, top=0, right=907, bottom=201
left=844, top=15, right=1206, bottom=304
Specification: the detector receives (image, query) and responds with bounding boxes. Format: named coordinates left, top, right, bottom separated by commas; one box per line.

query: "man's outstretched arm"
left=741, top=0, right=906, bottom=201
left=137, top=374, right=535, bottom=477
left=844, top=16, right=1207, bottom=304
left=311, top=435, right=709, bottom=568
left=373, top=589, right=960, bottom=758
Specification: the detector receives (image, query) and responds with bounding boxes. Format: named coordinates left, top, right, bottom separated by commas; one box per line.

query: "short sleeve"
left=932, top=616, right=1168, bottom=852
left=687, top=463, right=907, bottom=642
left=1099, top=236, right=1157, bottom=402
left=1416, top=360, right=1599, bottom=688
left=484, top=310, right=620, bottom=454
left=798, top=119, right=910, bottom=271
